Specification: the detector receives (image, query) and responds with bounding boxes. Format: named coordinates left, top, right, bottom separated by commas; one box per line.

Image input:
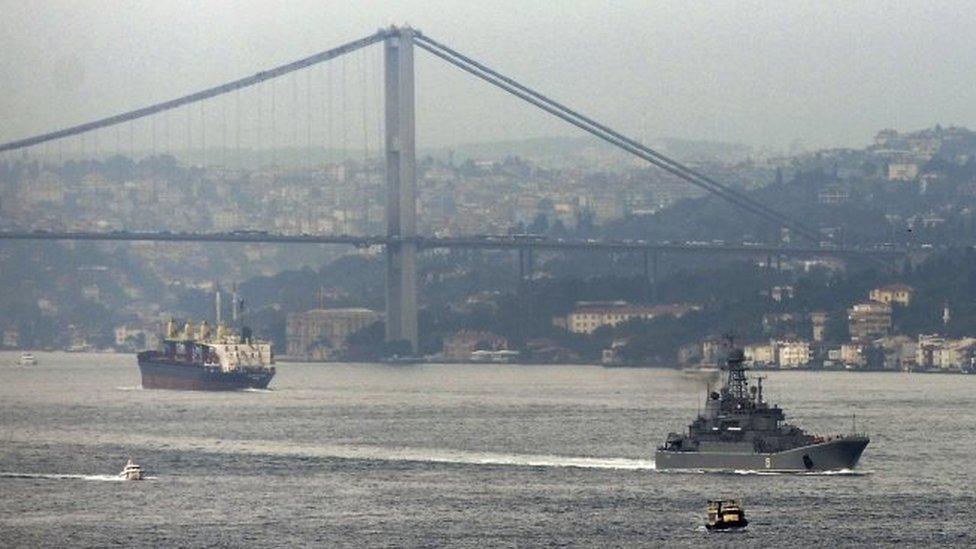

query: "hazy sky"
left=2, top=1, right=975, bottom=152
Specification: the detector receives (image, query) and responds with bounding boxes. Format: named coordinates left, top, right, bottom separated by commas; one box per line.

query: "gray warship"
left=656, top=347, right=869, bottom=472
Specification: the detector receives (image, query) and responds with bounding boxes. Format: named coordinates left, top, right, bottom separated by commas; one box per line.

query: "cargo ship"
left=656, top=345, right=868, bottom=472
left=137, top=318, right=275, bottom=391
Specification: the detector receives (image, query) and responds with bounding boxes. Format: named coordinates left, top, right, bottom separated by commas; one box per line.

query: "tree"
left=528, top=213, right=549, bottom=235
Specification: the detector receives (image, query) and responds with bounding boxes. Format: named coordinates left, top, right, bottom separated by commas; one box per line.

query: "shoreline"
left=4, top=350, right=974, bottom=375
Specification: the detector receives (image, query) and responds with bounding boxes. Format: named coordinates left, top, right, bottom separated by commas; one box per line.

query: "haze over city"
left=3, top=2, right=976, bottom=546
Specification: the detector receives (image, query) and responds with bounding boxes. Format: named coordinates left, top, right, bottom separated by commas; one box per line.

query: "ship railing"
left=813, top=432, right=868, bottom=444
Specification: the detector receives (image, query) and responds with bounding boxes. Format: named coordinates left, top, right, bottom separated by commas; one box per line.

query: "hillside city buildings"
left=560, top=301, right=700, bottom=334
left=4, top=125, right=976, bottom=371
left=678, top=280, right=976, bottom=373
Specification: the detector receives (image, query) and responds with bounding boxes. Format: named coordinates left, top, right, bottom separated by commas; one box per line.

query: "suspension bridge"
left=0, top=26, right=906, bottom=352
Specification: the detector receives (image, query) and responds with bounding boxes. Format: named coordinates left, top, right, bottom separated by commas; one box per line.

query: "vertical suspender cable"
left=186, top=104, right=192, bottom=165
left=341, top=55, right=347, bottom=163
left=200, top=100, right=206, bottom=167
left=221, top=93, right=227, bottom=169
left=235, top=88, right=241, bottom=171
left=271, top=78, right=277, bottom=170
left=361, top=46, right=371, bottom=231
left=292, top=70, right=299, bottom=160
left=414, top=35, right=822, bottom=244
left=256, top=81, right=262, bottom=166
left=306, top=68, right=312, bottom=169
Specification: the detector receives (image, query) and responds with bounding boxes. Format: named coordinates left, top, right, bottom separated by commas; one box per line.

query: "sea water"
left=0, top=352, right=973, bottom=547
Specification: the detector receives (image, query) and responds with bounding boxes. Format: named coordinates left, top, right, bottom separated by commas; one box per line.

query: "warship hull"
left=137, top=354, right=274, bottom=391
left=655, top=436, right=869, bottom=472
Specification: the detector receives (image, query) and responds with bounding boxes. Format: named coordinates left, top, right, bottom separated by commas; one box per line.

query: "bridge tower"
left=383, top=26, right=419, bottom=353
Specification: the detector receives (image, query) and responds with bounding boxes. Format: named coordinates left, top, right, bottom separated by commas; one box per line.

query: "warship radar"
left=656, top=345, right=868, bottom=472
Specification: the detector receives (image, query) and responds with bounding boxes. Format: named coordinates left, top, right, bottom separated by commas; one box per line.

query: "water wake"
left=0, top=472, right=154, bottom=482
left=207, top=440, right=657, bottom=470
left=731, top=468, right=870, bottom=476
left=381, top=450, right=656, bottom=470
left=656, top=467, right=870, bottom=476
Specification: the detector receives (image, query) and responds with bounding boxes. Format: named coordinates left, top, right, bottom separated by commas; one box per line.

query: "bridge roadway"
left=0, top=230, right=904, bottom=259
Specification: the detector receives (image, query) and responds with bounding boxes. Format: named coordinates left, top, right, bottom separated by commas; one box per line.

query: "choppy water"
left=1, top=352, right=974, bottom=547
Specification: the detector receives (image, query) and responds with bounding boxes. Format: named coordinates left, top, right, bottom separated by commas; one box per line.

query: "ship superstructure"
left=656, top=346, right=868, bottom=471
left=137, top=318, right=275, bottom=391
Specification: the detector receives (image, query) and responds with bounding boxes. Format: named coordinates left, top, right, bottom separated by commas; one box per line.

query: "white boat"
left=18, top=353, right=37, bottom=366
left=119, top=459, right=144, bottom=480
left=469, top=349, right=520, bottom=363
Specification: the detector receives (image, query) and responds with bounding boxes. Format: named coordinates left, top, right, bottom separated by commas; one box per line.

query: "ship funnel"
left=166, top=318, right=177, bottom=339
left=183, top=320, right=195, bottom=341
left=199, top=320, right=210, bottom=340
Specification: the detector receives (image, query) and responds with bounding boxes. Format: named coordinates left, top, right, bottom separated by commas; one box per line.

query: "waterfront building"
left=442, top=330, right=508, bottom=362
left=916, top=334, right=946, bottom=370
left=285, top=308, right=381, bottom=359
left=774, top=339, right=811, bottom=369
left=848, top=301, right=893, bottom=342
left=743, top=342, right=774, bottom=367
left=744, top=339, right=811, bottom=368
left=840, top=344, right=866, bottom=369
left=917, top=335, right=976, bottom=371
left=564, top=301, right=699, bottom=335
left=810, top=312, right=829, bottom=343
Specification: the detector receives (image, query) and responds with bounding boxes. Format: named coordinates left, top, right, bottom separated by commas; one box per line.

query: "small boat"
left=705, top=499, right=748, bottom=531
left=119, top=459, right=144, bottom=481
left=18, top=353, right=37, bottom=366
left=679, top=365, right=720, bottom=380
left=380, top=355, right=424, bottom=364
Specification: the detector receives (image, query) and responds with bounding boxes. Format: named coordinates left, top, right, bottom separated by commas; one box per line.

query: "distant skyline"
left=2, top=1, right=975, bottom=153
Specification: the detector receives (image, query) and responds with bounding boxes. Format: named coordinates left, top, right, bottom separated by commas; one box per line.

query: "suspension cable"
left=0, top=31, right=390, bottom=153
left=415, top=33, right=822, bottom=243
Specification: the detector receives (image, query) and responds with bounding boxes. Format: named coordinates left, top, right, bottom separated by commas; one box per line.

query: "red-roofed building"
left=869, top=284, right=915, bottom=307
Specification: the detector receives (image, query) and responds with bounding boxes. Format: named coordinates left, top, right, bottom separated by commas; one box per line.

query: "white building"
left=916, top=334, right=946, bottom=369
left=564, top=301, right=699, bottom=335
left=840, top=344, right=866, bottom=368
left=887, top=162, right=919, bottom=181
left=744, top=343, right=774, bottom=366
left=744, top=339, right=811, bottom=368
left=915, top=335, right=976, bottom=371
left=775, top=340, right=811, bottom=369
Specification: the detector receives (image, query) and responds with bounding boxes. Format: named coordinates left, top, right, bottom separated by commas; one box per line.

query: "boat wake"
left=0, top=472, right=155, bottom=482
left=241, top=388, right=274, bottom=394
left=3, top=429, right=656, bottom=471
left=731, top=468, right=870, bottom=476
left=114, top=385, right=143, bottom=391
left=388, top=450, right=656, bottom=470
left=219, top=442, right=657, bottom=470
left=656, top=467, right=870, bottom=476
